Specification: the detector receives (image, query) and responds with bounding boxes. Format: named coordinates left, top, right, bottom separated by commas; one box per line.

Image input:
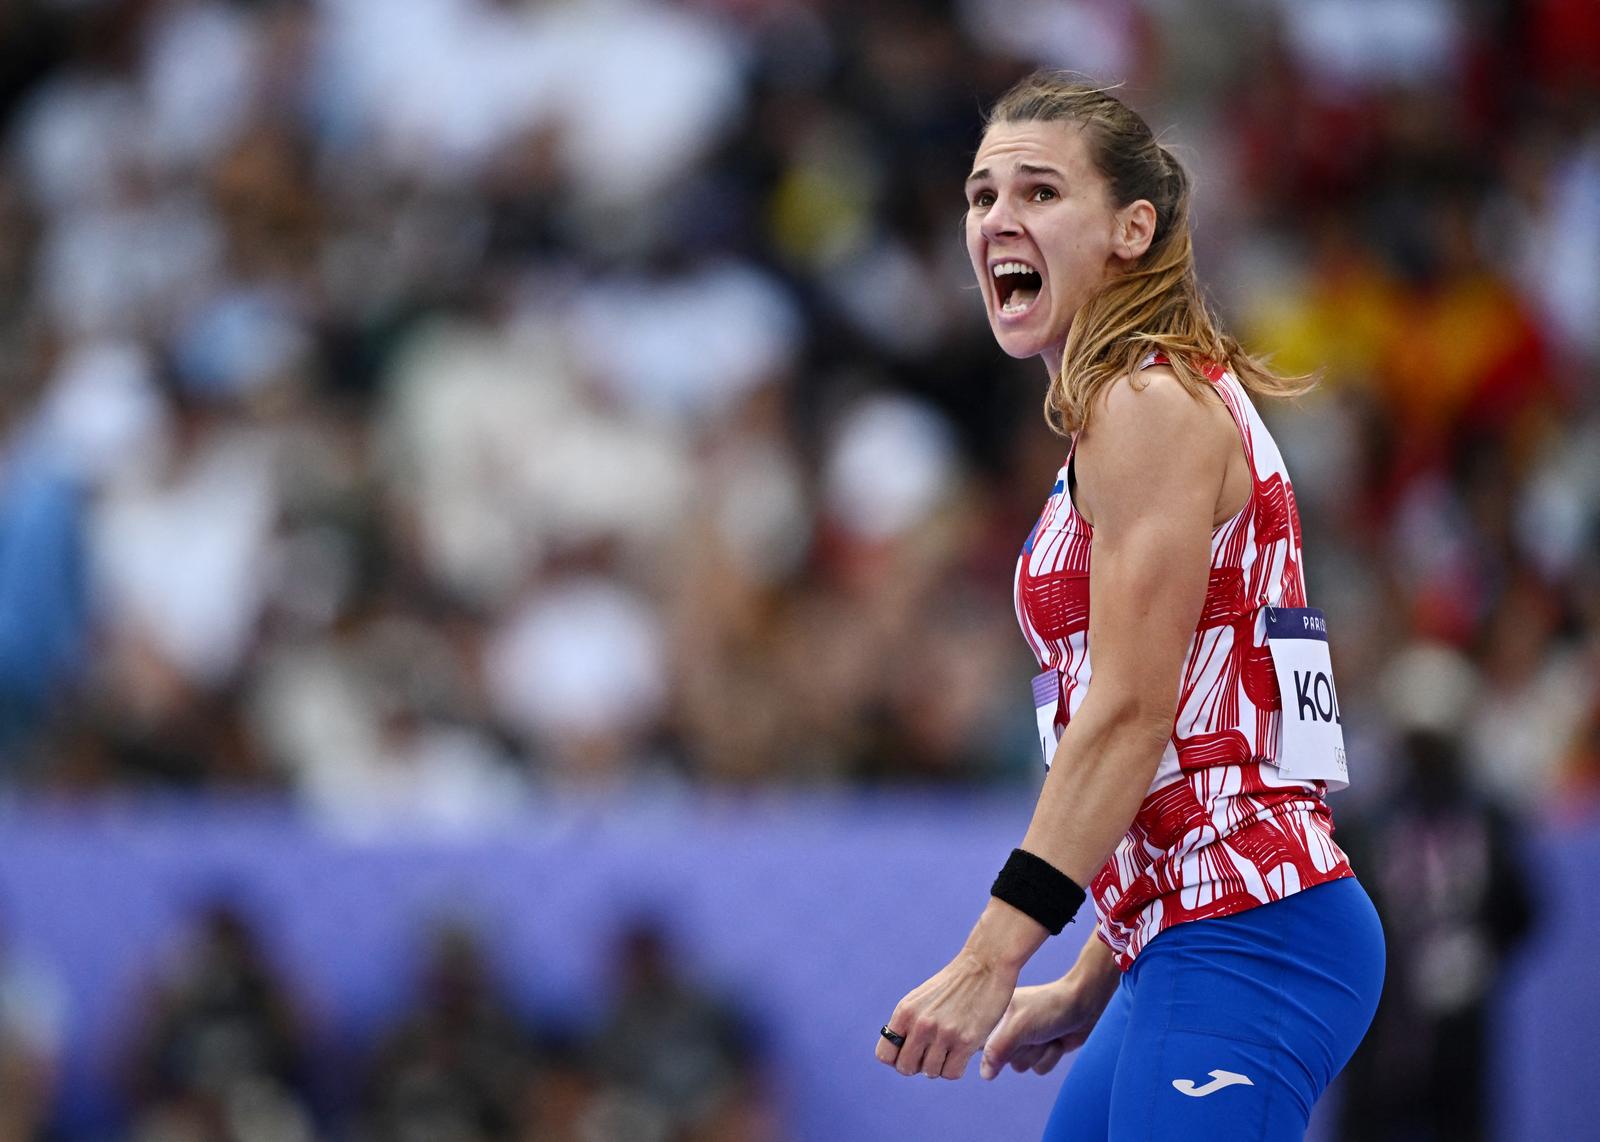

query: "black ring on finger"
left=880, top=1025, right=906, bottom=1048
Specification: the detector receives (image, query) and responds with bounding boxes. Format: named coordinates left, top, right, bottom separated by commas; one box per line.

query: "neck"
left=1041, top=343, right=1065, bottom=383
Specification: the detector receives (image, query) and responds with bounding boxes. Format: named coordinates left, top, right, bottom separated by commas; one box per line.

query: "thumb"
left=979, top=1011, right=1017, bottom=1081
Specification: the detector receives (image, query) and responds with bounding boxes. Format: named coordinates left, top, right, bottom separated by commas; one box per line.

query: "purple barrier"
left=0, top=795, right=1593, bottom=1141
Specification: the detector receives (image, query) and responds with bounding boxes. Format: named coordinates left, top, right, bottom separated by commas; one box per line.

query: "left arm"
left=875, top=369, right=1234, bottom=1079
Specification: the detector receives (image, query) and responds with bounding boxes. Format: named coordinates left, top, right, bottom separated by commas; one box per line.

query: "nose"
left=981, top=191, right=1023, bottom=242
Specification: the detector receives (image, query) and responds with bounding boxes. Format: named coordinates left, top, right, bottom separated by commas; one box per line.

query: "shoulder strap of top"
left=1135, top=350, right=1254, bottom=463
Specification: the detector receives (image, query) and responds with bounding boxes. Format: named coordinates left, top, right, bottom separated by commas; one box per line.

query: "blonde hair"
left=983, top=72, right=1311, bottom=435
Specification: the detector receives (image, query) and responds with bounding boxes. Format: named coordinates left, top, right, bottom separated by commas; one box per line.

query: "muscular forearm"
left=963, top=692, right=1169, bottom=973
left=1022, top=690, right=1170, bottom=886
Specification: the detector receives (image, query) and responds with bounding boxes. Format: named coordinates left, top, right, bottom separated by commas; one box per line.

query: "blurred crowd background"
left=1, top=882, right=778, bottom=1142
left=0, top=0, right=1595, bottom=1138
left=4, top=0, right=1600, bottom=808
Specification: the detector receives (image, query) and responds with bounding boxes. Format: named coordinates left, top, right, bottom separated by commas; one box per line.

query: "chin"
left=990, top=322, right=1054, bottom=361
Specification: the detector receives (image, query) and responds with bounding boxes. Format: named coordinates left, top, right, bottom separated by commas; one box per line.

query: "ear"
left=1112, top=199, right=1157, bottom=263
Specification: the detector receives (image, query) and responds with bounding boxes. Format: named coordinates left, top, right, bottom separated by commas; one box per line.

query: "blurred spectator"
left=1465, top=572, right=1594, bottom=813
left=1337, top=648, right=1539, bottom=1142
left=354, top=923, right=540, bottom=1142
left=1557, top=688, right=1600, bottom=821
left=485, top=574, right=670, bottom=786
left=0, top=445, right=89, bottom=762
left=0, top=337, right=161, bottom=764
left=122, top=902, right=315, bottom=1142
left=585, top=919, right=775, bottom=1142
left=0, top=915, right=66, bottom=1142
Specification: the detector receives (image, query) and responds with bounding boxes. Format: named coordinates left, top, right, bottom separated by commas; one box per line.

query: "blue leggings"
left=1043, top=877, right=1385, bottom=1142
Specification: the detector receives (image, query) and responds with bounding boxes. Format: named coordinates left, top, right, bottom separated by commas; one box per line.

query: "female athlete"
left=872, top=72, right=1385, bottom=1141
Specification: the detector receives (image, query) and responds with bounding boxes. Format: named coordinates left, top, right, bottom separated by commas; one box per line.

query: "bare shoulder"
left=1073, top=364, right=1237, bottom=527
left=1079, top=364, right=1233, bottom=463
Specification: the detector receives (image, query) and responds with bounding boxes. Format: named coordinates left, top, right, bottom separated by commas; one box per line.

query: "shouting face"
left=965, top=120, right=1143, bottom=371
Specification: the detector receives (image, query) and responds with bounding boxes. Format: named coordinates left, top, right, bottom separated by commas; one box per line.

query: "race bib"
left=1264, top=607, right=1349, bottom=790
left=1032, top=669, right=1061, bottom=769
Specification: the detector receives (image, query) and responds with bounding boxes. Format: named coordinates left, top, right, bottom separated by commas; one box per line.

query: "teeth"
left=994, top=259, right=1040, bottom=315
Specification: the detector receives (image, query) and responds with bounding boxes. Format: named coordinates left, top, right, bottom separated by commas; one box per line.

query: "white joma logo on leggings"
left=1171, top=1070, right=1254, bottom=1097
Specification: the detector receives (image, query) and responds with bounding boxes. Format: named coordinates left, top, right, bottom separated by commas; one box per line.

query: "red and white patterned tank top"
left=1014, top=354, right=1353, bottom=969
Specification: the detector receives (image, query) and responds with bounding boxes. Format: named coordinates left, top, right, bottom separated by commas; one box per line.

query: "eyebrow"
left=965, top=162, right=1066, bottom=184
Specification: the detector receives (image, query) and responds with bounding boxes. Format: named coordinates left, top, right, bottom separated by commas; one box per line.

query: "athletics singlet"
left=1014, top=355, right=1353, bottom=969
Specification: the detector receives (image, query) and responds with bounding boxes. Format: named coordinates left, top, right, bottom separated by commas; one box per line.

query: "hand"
left=977, top=974, right=1113, bottom=1080
left=875, top=949, right=1019, bottom=1080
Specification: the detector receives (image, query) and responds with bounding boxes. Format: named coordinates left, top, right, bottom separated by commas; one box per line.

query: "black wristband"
left=990, top=848, right=1086, bottom=935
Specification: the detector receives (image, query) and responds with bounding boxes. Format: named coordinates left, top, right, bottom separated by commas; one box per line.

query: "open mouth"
left=993, top=260, right=1043, bottom=317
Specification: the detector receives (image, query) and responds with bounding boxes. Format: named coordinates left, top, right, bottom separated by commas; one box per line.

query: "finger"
left=1007, top=1044, right=1043, bottom=1073
left=878, top=997, right=915, bottom=1067
left=895, top=1023, right=928, bottom=1077
left=979, top=1025, right=1016, bottom=1081
left=942, top=1043, right=976, bottom=1080
left=1032, top=1042, right=1067, bottom=1075
left=922, top=1046, right=947, bottom=1079
left=875, top=1027, right=903, bottom=1067
left=1059, top=1028, right=1091, bottom=1054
